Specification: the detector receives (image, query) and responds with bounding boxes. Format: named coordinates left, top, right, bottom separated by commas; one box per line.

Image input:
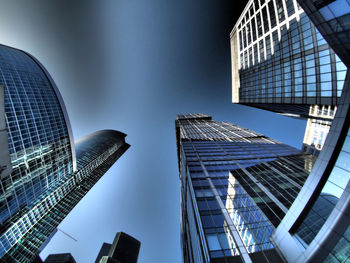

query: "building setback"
left=0, top=44, right=129, bottom=262
left=230, top=0, right=348, bottom=155
left=176, top=114, right=315, bottom=263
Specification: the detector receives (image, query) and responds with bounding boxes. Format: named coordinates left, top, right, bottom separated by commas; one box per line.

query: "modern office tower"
left=44, top=253, right=76, bottom=263
left=95, top=243, right=112, bottom=263
left=270, top=1, right=350, bottom=262
left=302, top=105, right=337, bottom=155
left=176, top=114, right=315, bottom=263
left=0, top=44, right=129, bottom=263
left=230, top=0, right=346, bottom=115
left=230, top=0, right=348, bottom=153
left=298, top=0, right=350, bottom=69
left=95, top=232, right=141, bottom=263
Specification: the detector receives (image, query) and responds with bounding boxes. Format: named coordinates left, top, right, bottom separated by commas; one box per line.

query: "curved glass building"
left=0, top=45, right=129, bottom=262
left=271, top=1, right=350, bottom=262
left=229, top=0, right=350, bottom=262
left=176, top=1, right=350, bottom=262
left=0, top=44, right=75, bottom=223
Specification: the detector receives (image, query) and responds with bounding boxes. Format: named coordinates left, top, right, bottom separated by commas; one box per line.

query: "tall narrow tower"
left=176, top=114, right=314, bottom=263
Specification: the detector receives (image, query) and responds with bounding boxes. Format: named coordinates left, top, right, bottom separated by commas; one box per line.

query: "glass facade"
left=0, top=44, right=74, bottom=261
left=233, top=0, right=347, bottom=109
left=176, top=114, right=315, bottom=263
left=0, top=44, right=130, bottom=262
left=309, top=0, right=350, bottom=68
left=296, top=121, right=350, bottom=246
left=322, top=224, right=350, bottom=263
left=230, top=0, right=349, bottom=156
left=0, top=44, right=74, bottom=225
left=1, top=131, right=129, bottom=263
left=302, top=105, right=336, bottom=155
left=230, top=0, right=350, bottom=261
left=268, top=0, right=350, bottom=261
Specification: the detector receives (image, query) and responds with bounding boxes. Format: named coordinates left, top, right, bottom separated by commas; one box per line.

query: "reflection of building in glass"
left=0, top=44, right=129, bottom=262
left=273, top=107, right=350, bottom=262
left=224, top=172, right=274, bottom=255
left=295, top=193, right=338, bottom=246
left=302, top=105, right=336, bottom=155
left=230, top=0, right=348, bottom=154
left=176, top=114, right=315, bottom=262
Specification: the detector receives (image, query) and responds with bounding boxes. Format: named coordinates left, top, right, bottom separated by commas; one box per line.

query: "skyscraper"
left=176, top=114, right=315, bottom=262
left=95, top=232, right=141, bottom=263
left=229, top=0, right=350, bottom=261
left=270, top=1, right=350, bottom=262
left=231, top=0, right=347, bottom=116
left=0, top=44, right=129, bottom=262
left=230, top=0, right=348, bottom=154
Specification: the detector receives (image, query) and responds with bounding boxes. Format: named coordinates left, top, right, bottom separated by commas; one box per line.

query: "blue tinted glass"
left=306, top=59, right=315, bottom=68
left=328, top=166, right=350, bottom=190
left=307, top=76, right=316, bottom=83
left=319, top=55, right=331, bottom=65
left=321, top=64, right=332, bottom=73
left=328, top=0, right=350, bottom=18
left=212, top=214, right=225, bottom=227
left=0, top=44, right=73, bottom=227
left=320, top=6, right=335, bottom=20
left=321, top=73, right=332, bottom=82
left=218, top=233, right=231, bottom=250
left=207, top=234, right=221, bottom=251
left=336, top=151, right=350, bottom=171
left=307, top=68, right=316, bottom=75
left=336, top=61, right=347, bottom=71
left=294, top=83, right=303, bottom=92
left=338, top=71, right=347, bottom=81
left=202, top=216, right=214, bottom=227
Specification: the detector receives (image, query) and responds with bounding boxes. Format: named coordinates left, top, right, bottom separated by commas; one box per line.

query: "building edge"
left=271, top=70, right=350, bottom=262
left=271, top=0, right=350, bottom=261
left=0, top=43, right=77, bottom=172
left=0, top=130, right=130, bottom=262
left=21, top=48, right=77, bottom=172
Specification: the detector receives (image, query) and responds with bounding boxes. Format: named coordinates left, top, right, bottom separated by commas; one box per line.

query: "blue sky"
left=0, top=1, right=306, bottom=262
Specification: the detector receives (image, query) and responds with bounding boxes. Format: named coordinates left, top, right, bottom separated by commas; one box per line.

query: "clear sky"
left=0, top=1, right=306, bottom=262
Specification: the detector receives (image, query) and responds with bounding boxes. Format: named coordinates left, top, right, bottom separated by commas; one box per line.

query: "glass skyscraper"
left=271, top=1, right=350, bottom=262
left=0, top=44, right=129, bottom=263
left=229, top=0, right=350, bottom=262
left=230, top=0, right=348, bottom=155
left=176, top=114, right=315, bottom=263
left=231, top=0, right=346, bottom=113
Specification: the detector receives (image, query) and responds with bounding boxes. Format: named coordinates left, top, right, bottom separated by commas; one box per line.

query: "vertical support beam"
left=0, top=86, right=12, bottom=178
left=196, top=152, right=253, bottom=263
